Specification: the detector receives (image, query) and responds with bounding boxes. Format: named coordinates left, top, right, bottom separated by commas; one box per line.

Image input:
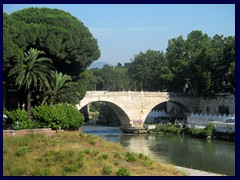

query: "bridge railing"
left=85, top=91, right=197, bottom=97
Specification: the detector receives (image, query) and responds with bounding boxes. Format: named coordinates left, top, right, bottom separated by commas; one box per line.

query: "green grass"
left=3, top=131, right=185, bottom=176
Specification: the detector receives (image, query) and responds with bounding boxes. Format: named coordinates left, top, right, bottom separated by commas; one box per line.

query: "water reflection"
left=82, top=125, right=235, bottom=175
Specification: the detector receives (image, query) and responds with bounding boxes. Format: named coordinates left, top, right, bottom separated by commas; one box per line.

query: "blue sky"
left=3, top=4, right=235, bottom=66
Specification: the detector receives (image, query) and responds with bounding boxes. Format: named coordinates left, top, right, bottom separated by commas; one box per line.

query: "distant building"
left=186, top=113, right=235, bottom=133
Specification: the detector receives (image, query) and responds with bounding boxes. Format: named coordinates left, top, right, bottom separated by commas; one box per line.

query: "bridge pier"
left=120, top=126, right=146, bottom=133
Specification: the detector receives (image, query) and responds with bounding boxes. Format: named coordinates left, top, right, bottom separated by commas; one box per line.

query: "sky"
left=3, top=4, right=235, bottom=66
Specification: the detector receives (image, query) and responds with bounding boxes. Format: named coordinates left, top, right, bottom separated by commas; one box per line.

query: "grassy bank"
left=3, top=131, right=184, bottom=176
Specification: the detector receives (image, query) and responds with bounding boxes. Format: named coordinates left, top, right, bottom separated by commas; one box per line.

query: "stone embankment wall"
left=3, top=128, right=56, bottom=137
left=198, top=93, right=235, bottom=115
left=3, top=127, right=83, bottom=137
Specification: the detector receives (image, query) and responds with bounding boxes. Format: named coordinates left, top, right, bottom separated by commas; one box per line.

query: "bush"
left=116, top=167, right=131, bottom=176
left=32, top=105, right=62, bottom=129
left=57, top=103, right=84, bottom=130
left=155, top=124, right=182, bottom=134
left=190, top=128, right=206, bottom=138
left=102, top=166, right=112, bottom=175
left=4, top=103, right=84, bottom=130
left=32, top=103, right=84, bottom=130
left=125, top=152, right=137, bottom=162
left=205, top=124, right=215, bottom=137
left=4, top=109, right=40, bottom=130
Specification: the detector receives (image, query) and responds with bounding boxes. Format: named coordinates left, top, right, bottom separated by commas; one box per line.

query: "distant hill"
left=88, top=61, right=112, bottom=69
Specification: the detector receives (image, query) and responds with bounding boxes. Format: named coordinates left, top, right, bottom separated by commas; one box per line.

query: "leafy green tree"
left=127, top=50, right=168, bottom=91
left=165, top=36, right=190, bottom=92
left=185, top=31, right=213, bottom=95
left=4, top=8, right=101, bottom=109
left=44, top=71, right=80, bottom=105
left=7, top=7, right=100, bottom=77
left=8, top=48, right=52, bottom=117
left=84, top=69, right=102, bottom=91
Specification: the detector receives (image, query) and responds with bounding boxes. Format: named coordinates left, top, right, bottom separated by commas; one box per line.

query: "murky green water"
left=83, top=125, right=235, bottom=175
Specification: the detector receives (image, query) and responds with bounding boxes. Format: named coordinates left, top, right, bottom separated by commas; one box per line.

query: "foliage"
left=32, top=103, right=84, bottom=130
left=31, top=104, right=62, bottom=129
left=166, top=31, right=235, bottom=96
left=58, top=103, right=84, bottom=130
left=125, top=152, right=137, bottom=162
left=4, top=8, right=100, bottom=111
left=7, top=8, right=100, bottom=76
left=90, top=102, right=100, bottom=112
left=6, top=7, right=100, bottom=77
left=128, top=49, right=168, bottom=91
left=116, top=167, right=131, bottom=176
left=4, top=109, right=40, bottom=130
left=102, top=166, right=112, bottom=175
left=43, top=71, right=80, bottom=105
left=205, top=123, right=215, bottom=137
left=85, top=35, right=234, bottom=95
left=155, top=124, right=182, bottom=134
left=86, top=64, right=131, bottom=91
left=8, top=48, right=52, bottom=117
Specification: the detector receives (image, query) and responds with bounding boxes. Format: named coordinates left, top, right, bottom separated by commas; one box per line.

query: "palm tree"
left=8, top=48, right=52, bottom=117
left=44, top=70, right=80, bottom=105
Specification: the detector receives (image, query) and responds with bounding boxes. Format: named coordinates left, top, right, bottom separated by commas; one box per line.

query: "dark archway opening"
left=80, top=101, right=132, bottom=127
left=145, top=101, right=190, bottom=124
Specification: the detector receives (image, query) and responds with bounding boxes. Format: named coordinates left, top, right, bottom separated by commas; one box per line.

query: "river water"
left=82, top=125, right=235, bottom=175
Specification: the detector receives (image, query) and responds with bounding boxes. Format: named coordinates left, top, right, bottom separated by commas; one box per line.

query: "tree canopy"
left=4, top=7, right=101, bottom=78
left=86, top=31, right=235, bottom=97
left=4, top=7, right=101, bottom=110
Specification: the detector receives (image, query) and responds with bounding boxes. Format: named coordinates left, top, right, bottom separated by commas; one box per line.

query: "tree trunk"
left=27, top=90, right=32, bottom=118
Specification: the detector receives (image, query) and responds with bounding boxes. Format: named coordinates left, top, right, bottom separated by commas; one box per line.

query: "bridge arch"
left=142, top=100, right=191, bottom=122
left=77, top=100, right=132, bottom=128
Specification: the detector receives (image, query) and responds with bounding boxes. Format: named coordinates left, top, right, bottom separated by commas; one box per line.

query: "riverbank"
left=175, top=166, right=226, bottom=176
left=145, top=124, right=235, bottom=141
left=3, top=131, right=184, bottom=176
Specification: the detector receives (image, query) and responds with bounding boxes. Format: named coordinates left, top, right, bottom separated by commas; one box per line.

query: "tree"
left=165, top=30, right=235, bottom=96
left=8, top=48, right=52, bottom=117
left=165, top=36, right=190, bottom=92
left=5, top=7, right=100, bottom=78
left=4, top=8, right=101, bottom=109
left=43, top=71, right=80, bottom=105
left=127, top=50, right=168, bottom=91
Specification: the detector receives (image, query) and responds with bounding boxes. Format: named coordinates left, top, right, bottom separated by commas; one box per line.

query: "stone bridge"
left=76, top=91, right=199, bottom=132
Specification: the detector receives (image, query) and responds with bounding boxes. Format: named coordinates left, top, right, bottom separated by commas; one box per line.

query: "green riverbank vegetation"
left=148, top=124, right=235, bottom=141
left=4, top=103, right=84, bottom=131
left=3, top=131, right=185, bottom=176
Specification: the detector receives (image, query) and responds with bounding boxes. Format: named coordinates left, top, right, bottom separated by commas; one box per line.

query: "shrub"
left=116, top=167, right=131, bottom=176
left=32, top=104, right=63, bottom=130
left=205, top=124, right=215, bottom=137
left=98, top=154, right=108, bottom=160
left=156, top=124, right=182, bottom=134
left=56, top=103, right=84, bottom=130
left=142, top=159, right=153, bottom=167
left=190, top=128, right=206, bottom=138
left=4, top=103, right=84, bottom=131
left=16, top=146, right=29, bottom=157
left=102, top=166, right=112, bottom=175
left=114, top=152, right=121, bottom=158
left=32, top=103, right=84, bottom=130
left=4, top=109, right=40, bottom=130
left=114, top=161, right=119, bottom=165
left=125, top=152, right=137, bottom=162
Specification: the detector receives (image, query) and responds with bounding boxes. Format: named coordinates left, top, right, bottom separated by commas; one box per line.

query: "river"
left=82, top=125, right=235, bottom=175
